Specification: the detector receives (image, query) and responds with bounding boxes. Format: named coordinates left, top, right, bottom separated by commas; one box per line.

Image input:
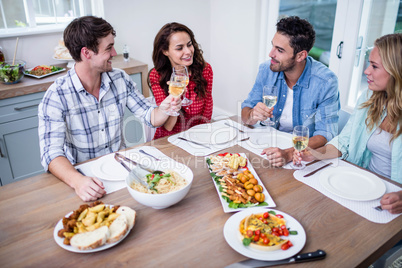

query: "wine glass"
left=164, top=71, right=186, bottom=116
left=173, top=65, right=192, bottom=106
left=262, top=85, right=278, bottom=126
left=290, top=125, right=309, bottom=170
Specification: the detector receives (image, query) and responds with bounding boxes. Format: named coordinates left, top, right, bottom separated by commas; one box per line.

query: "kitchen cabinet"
left=0, top=56, right=149, bottom=186
left=0, top=92, right=45, bottom=186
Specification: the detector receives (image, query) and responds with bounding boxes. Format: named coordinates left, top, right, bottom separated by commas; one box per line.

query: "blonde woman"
left=295, top=33, right=402, bottom=214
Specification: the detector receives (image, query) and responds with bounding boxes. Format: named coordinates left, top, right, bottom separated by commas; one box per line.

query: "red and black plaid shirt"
left=150, top=63, right=213, bottom=140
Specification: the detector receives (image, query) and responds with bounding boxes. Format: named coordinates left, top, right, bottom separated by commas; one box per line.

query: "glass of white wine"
left=262, top=85, right=278, bottom=126
left=290, top=125, right=309, bottom=169
left=173, top=65, right=192, bottom=106
left=164, top=71, right=186, bottom=116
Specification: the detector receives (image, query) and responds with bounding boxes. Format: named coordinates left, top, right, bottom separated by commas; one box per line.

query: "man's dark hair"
left=64, top=16, right=116, bottom=62
left=276, top=16, right=315, bottom=55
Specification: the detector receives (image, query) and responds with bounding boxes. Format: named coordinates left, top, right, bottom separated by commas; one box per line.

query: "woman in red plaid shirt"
left=150, top=22, right=213, bottom=139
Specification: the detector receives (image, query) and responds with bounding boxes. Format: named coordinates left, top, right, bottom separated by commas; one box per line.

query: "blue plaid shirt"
left=38, top=66, right=156, bottom=170
left=242, top=56, right=340, bottom=141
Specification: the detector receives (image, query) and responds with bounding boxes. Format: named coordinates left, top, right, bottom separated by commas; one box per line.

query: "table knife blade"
left=225, top=250, right=326, bottom=268
left=177, top=137, right=211, bottom=149
left=303, top=163, right=333, bottom=177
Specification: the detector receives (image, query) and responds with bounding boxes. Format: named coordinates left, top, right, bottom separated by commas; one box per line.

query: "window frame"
left=0, top=0, right=104, bottom=38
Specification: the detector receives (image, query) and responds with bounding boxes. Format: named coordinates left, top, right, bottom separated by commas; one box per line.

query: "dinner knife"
left=303, top=163, right=333, bottom=177
left=225, top=249, right=326, bottom=268
left=177, top=137, right=211, bottom=149
left=225, top=122, right=245, bottom=133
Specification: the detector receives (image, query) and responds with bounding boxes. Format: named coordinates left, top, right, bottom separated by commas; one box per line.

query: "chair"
left=123, top=112, right=147, bottom=147
left=338, top=109, right=351, bottom=134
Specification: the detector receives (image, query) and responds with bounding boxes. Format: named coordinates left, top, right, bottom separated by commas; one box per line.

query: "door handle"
left=14, top=104, right=39, bottom=111
left=336, top=41, right=343, bottom=59
left=0, top=141, right=4, bottom=158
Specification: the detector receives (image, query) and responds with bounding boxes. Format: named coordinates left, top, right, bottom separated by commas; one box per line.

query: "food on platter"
left=25, top=65, right=64, bottom=76
left=206, top=153, right=268, bottom=209
left=130, top=170, right=187, bottom=194
left=57, top=201, right=136, bottom=250
left=53, top=39, right=73, bottom=60
left=239, top=210, right=296, bottom=251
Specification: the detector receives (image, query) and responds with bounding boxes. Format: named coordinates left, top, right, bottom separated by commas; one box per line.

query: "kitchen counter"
left=0, top=55, right=150, bottom=100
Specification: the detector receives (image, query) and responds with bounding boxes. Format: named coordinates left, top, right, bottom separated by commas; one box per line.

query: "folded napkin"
left=293, top=160, right=401, bottom=223
left=168, top=120, right=249, bottom=156
left=75, top=146, right=171, bottom=194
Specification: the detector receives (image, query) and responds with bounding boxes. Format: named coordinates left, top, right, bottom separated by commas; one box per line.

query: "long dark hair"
left=152, top=22, right=207, bottom=98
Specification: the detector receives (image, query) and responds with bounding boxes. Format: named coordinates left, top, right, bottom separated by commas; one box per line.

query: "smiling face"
left=90, top=33, right=117, bottom=72
left=364, top=46, right=390, bottom=92
left=268, top=32, right=297, bottom=73
left=163, top=31, right=194, bottom=68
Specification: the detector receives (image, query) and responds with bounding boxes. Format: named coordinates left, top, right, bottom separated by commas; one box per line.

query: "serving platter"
left=25, top=66, right=66, bottom=79
left=223, top=208, right=306, bottom=261
left=206, top=153, right=276, bottom=213
left=53, top=205, right=131, bottom=253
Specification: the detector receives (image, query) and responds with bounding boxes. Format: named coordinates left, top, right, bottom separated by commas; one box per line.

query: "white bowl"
left=125, top=160, right=193, bottom=209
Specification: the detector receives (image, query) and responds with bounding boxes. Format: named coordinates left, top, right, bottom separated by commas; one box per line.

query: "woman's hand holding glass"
left=289, top=125, right=309, bottom=169
left=173, top=65, right=192, bottom=106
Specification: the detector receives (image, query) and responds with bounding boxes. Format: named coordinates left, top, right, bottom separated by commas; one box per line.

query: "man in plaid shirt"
left=38, top=16, right=180, bottom=201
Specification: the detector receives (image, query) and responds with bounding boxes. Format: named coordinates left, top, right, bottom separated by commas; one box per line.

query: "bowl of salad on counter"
left=0, top=60, right=26, bottom=84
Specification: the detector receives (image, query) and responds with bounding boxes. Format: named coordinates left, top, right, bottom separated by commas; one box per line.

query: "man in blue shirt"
left=38, top=16, right=180, bottom=201
left=241, top=16, right=340, bottom=167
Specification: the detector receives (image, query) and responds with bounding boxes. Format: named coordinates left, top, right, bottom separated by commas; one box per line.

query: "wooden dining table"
left=0, top=129, right=401, bottom=267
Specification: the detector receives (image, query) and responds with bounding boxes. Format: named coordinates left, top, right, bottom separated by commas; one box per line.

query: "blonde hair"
left=361, top=33, right=402, bottom=141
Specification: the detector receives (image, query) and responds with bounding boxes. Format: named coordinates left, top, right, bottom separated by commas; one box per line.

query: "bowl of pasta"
left=125, top=160, right=193, bottom=209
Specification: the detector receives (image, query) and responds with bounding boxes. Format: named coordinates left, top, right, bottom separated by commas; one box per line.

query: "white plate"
left=53, top=206, right=131, bottom=253
left=25, top=67, right=66, bottom=79
left=223, top=208, right=306, bottom=261
left=186, top=123, right=237, bottom=145
left=206, top=153, right=276, bottom=213
left=91, top=153, right=130, bottom=181
left=248, top=131, right=292, bottom=149
left=319, top=166, right=386, bottom=201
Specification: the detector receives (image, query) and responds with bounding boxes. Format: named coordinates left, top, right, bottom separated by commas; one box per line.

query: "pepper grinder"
left=123, top=44, right=129, bottom=62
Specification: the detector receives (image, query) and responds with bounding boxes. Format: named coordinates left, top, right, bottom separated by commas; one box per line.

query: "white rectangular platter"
left=206, top=153, right=276, bottom=213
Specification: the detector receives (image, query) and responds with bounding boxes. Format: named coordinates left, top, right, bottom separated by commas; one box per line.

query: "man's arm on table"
left=48, top=156, right=106, bottom=201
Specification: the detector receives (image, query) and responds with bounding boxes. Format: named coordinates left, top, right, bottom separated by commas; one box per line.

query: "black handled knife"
left=225, top=250, right=326, bottom=268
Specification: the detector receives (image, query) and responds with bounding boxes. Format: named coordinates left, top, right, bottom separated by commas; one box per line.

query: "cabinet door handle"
left=0, top=143, right=4, bottom=158
left=14, top=104, right=39, bottom=111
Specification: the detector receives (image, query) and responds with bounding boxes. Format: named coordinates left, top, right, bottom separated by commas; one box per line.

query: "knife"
left=177, top=137, right=211, bottom=149
left=225, top=122, right=245, bottom=133
left=225, top=249, right=326, bottom=268
left=303, top=163, right=333, bottom=177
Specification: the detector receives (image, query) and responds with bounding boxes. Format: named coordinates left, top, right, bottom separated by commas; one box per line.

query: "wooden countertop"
left=0, top=55, right=150, bottom=100
left=0, top=115, right=401, bottom=267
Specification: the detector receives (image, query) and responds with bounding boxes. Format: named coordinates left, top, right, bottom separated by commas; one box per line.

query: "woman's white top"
left=367, top=127, right=392, bottom=178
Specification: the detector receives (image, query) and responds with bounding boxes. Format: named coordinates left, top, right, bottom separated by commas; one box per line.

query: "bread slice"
left=116, top=206, right=136, bottom=230
left=107, top=215, right=128, bottom=244
left=70, top=226, right=110, bottom=250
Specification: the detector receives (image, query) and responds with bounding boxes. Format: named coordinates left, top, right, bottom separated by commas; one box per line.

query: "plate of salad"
left=25, top=65, right=66, bottom=79
left=206, top=152, right=276, bottom=213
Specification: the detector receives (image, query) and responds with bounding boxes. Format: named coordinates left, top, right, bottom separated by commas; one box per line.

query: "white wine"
left=292, top=136, right=309, bottom=151
left=169, top=82, right=185, bottom=97
left=263, top=95, right=277, bottom=108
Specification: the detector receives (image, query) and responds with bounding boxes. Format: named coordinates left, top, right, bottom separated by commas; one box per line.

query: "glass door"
left=347, top=0, right=401, bottom=108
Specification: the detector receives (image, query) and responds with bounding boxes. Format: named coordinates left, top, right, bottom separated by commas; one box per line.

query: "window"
left=0, top=0, right=103, bottom=37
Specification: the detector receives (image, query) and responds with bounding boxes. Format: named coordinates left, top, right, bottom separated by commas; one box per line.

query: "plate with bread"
left=223, top=208, right=306, bottom=260
left=53, top=201, right=136, bottom=253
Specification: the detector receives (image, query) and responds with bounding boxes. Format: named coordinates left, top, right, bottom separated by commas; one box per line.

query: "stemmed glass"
left=262, top=85, right=278, bottom=126
left=173, top=65, right=192, bottom=106
left=163, top=70, right=186, bottom=116
left=290, top=125, right=309, bottom=170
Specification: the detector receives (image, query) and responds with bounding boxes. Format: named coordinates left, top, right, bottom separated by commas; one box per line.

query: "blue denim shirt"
left=242, top=56, right=340, bottom=141
left=328, top=89, right=402, bottom=183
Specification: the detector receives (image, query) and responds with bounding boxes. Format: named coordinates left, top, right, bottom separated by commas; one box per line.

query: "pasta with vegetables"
left=130, top=170, right=187, bottom=194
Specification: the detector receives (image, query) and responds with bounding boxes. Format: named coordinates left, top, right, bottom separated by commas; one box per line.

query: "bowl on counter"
left=0, top=60, right=26, bottom=84
left=125, top=160, right=193, bottom=209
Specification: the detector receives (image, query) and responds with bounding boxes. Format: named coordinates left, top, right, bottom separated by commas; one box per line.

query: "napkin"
left=168, top=120, right=249, bottom=156
left=75, top=146, right=172, bottom=194
left=293, top=160, right=401, bottom=224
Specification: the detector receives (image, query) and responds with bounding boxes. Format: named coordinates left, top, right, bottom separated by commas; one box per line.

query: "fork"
left=374, top=205, right=383, bottom=211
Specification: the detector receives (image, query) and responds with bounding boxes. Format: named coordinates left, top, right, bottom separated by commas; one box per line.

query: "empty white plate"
left=319, top=166, right=386, bottom=201
left=185, top=123, right=237, bottom=145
